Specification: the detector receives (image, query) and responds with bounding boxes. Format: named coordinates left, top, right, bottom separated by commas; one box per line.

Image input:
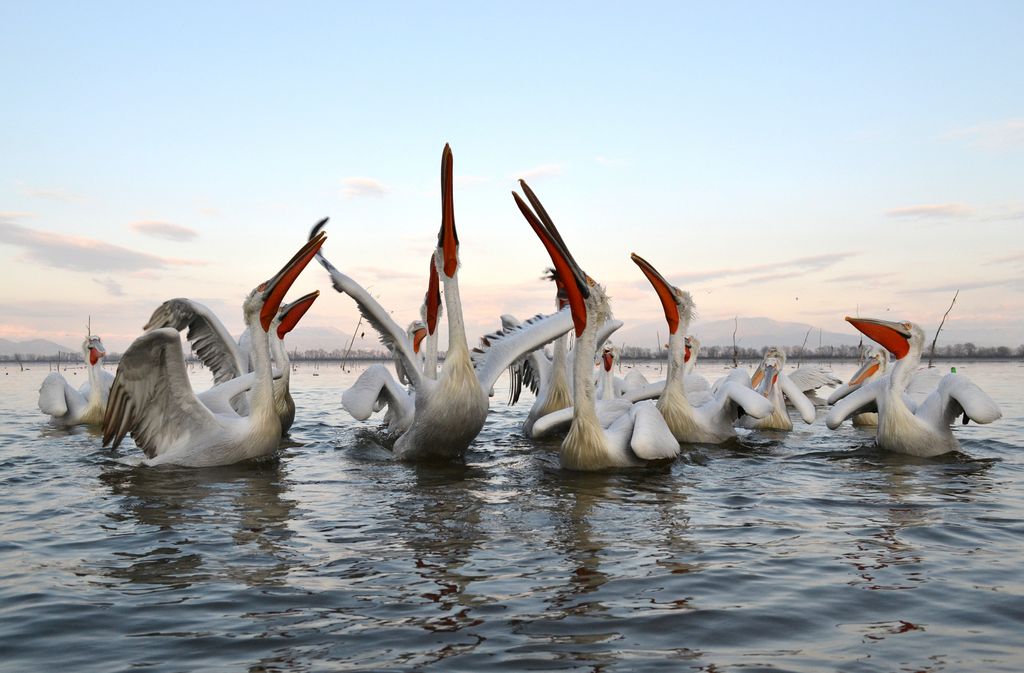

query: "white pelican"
left=629, top=253, right=773, bottom=444
left=827, top=346, right=888, bottom=426
left=826, top=317, right=1002, bottom=456
left=144, top=289, right=319, bottom=433
left=101, top=232, right=327, bottom=466
left=738, top=348, right=820, bottom=430
left=315, top=145, right=573, bottom=461
left=38, top=334, right=115, bottom=427
left=514, top=182, right=679, bottom=470
left=503, top=281, right=623, bottom=437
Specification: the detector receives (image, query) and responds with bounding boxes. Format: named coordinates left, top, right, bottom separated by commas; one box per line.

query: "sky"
left=2, top=2, right=1023, bottom=352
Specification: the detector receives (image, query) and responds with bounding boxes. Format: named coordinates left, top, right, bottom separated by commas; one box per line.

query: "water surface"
left=2, top=360, right=1022, bottom=671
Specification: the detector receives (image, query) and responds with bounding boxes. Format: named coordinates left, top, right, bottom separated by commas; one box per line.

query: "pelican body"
left=102, top=233, right=326, bottom=467
left=826, top=317, right=1001, bottom=456
left=515, top=182, right=678, bottom=470
left=38, top=335, right=114, bottom=427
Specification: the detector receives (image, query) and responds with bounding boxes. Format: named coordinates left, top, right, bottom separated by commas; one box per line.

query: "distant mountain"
left=613, top=317, right=863, bottom=350
left=0, top=338, right=79, bottom=357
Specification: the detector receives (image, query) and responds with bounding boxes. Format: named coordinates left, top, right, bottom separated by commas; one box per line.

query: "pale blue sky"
left=2, top=2, right=1022, bottom=349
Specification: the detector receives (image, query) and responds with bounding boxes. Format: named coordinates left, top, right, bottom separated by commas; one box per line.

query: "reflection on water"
left=0, top=361, right=1021, bottom=672
left=95, top=458, right=298, bottom=589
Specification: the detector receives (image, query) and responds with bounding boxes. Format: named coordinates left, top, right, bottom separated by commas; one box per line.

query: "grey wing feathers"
left=144, top=298, right=245, bottom=384
left=102, top=328, right=218, bottom=457
left=788, top=366, right=842, bottom=392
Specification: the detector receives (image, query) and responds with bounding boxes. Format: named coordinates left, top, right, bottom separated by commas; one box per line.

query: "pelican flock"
left=34, top=143, right=1003, bottom=469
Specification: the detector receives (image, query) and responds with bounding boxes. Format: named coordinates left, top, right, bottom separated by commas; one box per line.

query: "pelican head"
left=407, top=319, right=428, bottom=354
left=684, top=335, right=700, bottom=363
left=82, top=335, right=106, bottom=366
left=247, top=231, right=327, bottom=332
left=845, top=317, right=925, bottom=360
left=630, top=252, right=696, bottom=335
left=513, top=180, right=597, bottom=337
left=751, top=347, right=785, bottom=390
left=436, top=143, right=460, bottom=280
left=598, top=343, right=618, bottom=372
left=276, top=290, right=319, bottom=339
left=849, top=346, right=888, bottom=386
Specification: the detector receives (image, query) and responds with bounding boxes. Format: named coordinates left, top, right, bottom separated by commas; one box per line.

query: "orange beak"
left=848, top=360, right=880, bottom=386
left=602, top=351, right=614, bottom=371
left=513, top=181, right=590, bottom=337
left=438, top=143, right=459, bottom=278
left=846, top=317, right=911, bottom=360
left=426, top=255, right=441, bottom=335
left=260, top=231, right=327, bottom=332
left=276, top=290, right=319, bottom=339
left=684, top=344, right=692, bottom=363
left=89, top=347, right=102, bottom=366
left=412, top=327, right=428, bottom=354
left=631, top=252, right=681, bottom=335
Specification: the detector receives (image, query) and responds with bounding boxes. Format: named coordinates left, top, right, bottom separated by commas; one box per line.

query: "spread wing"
left=144, top=298, right=246, bottom=384
left=530, top=399, right=632, bottom=439
left=779, top=373, right=817, bottom=424
left=499, top=314, right=550, bottom=406
left=826, top=381, right=881, bottom=429
left=102, top=328, right=221, bottom=457
left=914, top=373, right=1002, bottom=427
left=342, top=363, right=415, bottom=430
left=38, top=372, right=75, bottom=417
left=788, top=366, right=842, bottom=393
left=315, top=251, right=422, bottom=390
left=471, top=308, right=575, bottom=395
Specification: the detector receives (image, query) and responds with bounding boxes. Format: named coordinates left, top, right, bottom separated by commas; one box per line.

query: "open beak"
left=846, top=316, right=911, bottom=360
left=260, top=231, right=327, bottom=331
left=756, top=364, right=778, bottom=397
left=631, top=253, right=681, bottom=335
left=437, top=143, right=459, bottom=278
left=277, top=290, right=320, bottom=339
left=513, top=180, right=590, bottom=337
left=848, top=358, right=881, bottom=386
left=412, top=327, right=428, bottom=354
left=684, top=343, right=692, bottom=363
left=426, top=255, right=441, bottom=335
left=89, top=347, right=103, bottom=366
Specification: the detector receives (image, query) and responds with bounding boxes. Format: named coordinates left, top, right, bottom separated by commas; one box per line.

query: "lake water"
left=2, top=359, right=1022, bottom=672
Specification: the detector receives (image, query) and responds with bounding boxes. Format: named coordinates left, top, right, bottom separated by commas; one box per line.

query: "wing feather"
left=471, top=308, right=575, bottom=395
left=102, top=329, right=221, bottom=457
left=144, top=299, right=246, bottom=384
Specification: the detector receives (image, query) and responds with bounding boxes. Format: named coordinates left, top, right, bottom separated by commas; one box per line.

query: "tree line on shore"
left=6, top=341, right=1023, bottom=366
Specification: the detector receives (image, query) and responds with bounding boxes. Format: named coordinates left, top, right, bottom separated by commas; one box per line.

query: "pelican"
left=739, top=347, right=819, bottom=431
left=38, top=334, right=115, bottom=427
left=629, top=253, right=773, bottom=444
left=827, top=346, right=888, bottom=426
left=316, top=145, right=573, bottom=461
left=101, top=232, right=327, bottom=466
left=514, top=182, right=679, bottom=470
left=143, top=290, right=319, bottom=433
left=503, top=276, right=623, bottom=437
left=826, top=317, right=1002, bottom=456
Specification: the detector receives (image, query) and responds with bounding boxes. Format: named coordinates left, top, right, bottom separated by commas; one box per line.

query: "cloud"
left=901, top=277, right=1024, bottom=294
left=515, top=163, right=564, bottom=180
left=16, top=183, right=87, bottom=204
left=0, top=220, right=205, bottom=273
left=340, top=177, right=389, bottom=199
left=130, top=220, right=199, bottom=242
left=885, top=203, right=972, bottom=219
left=948, top=119, right=1024, bottom=150
left=990, top=252, right=1024, bottom=265
left=93, top=277, right=125, bottom=296
left=669, top=252, right=858, bottom=285
left=825, top=271, right=898, bottom=284
left=199, top=206, right=222, bottom=217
